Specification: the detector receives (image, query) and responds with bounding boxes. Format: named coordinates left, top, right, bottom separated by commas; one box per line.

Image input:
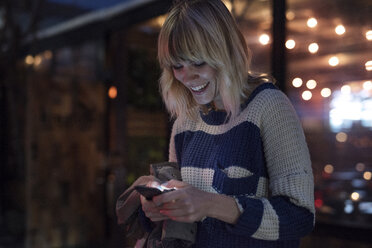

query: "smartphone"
left=134, top=185, right=175, bottom=200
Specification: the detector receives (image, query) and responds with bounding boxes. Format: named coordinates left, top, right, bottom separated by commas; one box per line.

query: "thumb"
left=163, top=179, right=188, bottom=188
left=147, top=180, right=161, bottom=188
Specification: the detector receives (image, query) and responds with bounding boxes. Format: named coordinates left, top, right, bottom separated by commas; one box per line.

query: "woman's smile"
left=172, top=61, right=223, bottom=108
left=190, top=82, right=210, bottom=94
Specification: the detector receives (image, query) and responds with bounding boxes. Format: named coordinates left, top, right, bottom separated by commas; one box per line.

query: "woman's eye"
left=193, top=61, right=206, bottom=67
left=172, top=64, right=183, bottom=70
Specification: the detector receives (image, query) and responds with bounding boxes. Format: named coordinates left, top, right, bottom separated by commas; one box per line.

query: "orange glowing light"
left=324, top=164, right=334, bottom=174
left=364, top=171, right=372, bottom=180
left=108, top=86, right=118, bottom=99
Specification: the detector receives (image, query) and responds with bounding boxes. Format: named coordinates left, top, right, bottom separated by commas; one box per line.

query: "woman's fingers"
left=151, top=184, right=190, bottom=207
left=152, top=186, right=208, bottom=222
left=140, top=180, right=208, bottom=223
left=159, top=207, right=199, bottom=223
left=163, top=179, right=188, bottom=188
left=140, top=195, right=169, bottom=221
left=147, top=180, right=161, bottom=187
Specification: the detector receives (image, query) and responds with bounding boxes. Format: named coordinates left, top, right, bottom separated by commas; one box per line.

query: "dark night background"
left=0, top=0, right=371, bottom=247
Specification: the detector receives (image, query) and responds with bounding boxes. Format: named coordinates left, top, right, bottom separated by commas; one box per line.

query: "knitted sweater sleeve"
left=168, top=119, right=178, bottom=163
left=228, top=90, right=315, bottom=240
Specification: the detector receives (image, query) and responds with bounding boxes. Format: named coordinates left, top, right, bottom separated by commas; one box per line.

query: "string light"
left=306, top=79, right=317, bottom=89
left=285, top=39, right=296, bottom=49
left=366, top=30, right=372, bottom=41
left=302, top=90, right=312, bottom=101
left=259, top=34, right=270, bottom=45
left=329, top=56, right=339, bottom=67
left=286, top=11, right=295, bottom=21
left=307, top=17, right=317, bottom=28
left=321, top=88, right=332, bottom=98
left=341, top=85, right=351, bottom=94
left=308, top=43, right=319, bottom=53
left=365, top=60, right=372, bottom=71
left=292, top=77, right=303, bottom=88
left=335, top=25, right=346, bottom=35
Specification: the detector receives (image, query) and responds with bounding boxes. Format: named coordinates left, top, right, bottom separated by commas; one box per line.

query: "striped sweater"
left=169, top=83, right=315, bottom=248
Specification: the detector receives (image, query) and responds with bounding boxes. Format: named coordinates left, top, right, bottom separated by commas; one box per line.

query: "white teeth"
left=191, top=82, right=209, bottom=91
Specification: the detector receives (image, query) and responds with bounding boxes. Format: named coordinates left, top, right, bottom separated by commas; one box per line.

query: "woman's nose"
left=180, top=66, right=198, bottom=83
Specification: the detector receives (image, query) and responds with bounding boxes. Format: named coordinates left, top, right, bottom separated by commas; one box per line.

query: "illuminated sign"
left=329, top=80, right=372, bottom=131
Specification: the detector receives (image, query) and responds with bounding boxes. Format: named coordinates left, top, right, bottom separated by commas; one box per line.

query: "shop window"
left=286, top=0, right=372, bottom=229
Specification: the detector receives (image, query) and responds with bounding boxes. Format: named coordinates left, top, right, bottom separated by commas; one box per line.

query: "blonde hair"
left=158, top=0, right=267, bottom=121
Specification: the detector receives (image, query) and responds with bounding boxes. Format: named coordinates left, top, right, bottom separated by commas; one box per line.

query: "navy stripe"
left=175, top=121, right=268, bottom=179
left=270, top=196, right=314, bottom=240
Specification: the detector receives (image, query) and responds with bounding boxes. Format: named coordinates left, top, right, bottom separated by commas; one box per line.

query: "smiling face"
left=172, top=61, right=223, bottom=109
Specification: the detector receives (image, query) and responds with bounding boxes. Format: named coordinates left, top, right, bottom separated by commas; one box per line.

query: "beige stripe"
left=251, top=198, right=279, bottom=240
left=174, top=89, right=282, bottom=136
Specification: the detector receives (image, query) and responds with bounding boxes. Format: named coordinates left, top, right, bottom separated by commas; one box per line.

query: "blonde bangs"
left=158, top=12, right=219, bottom=70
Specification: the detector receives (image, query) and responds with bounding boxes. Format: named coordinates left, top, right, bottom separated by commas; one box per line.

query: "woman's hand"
left=141, top=179, right=241, bottom=224
left=140, top=181, right=170, bottom=222
left=152, top=180, right=211, bottom=223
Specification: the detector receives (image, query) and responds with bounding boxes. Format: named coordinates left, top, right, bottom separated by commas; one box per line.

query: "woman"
left=140, top=0, right=315, bottom=247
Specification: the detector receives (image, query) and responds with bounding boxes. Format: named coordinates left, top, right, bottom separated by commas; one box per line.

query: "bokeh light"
left=366, top=30, right=372, bottom=41
left=329, top=56, right=340, bottom=66
left=321, top=88, right=332, bottom=98
left=307, top=17, right=317, bottom=28
left=363, top=81, right=372, bottom=90
left=355, top=163, right=365, bottom=172
left=341, top=85, right=351, bottom=94
left=302, top=90, right=312, bottom=101
left=335, top=132, right=348, bottom=142
left=25, top=55, right=34, bottom=65
left=306, top=79, right=317, bottom=89
left=365, top=60, right=372, bottom=71
left=108, top=86, right=118, bottom=99
left=308, top=43, right=319, bottom=53
left=324, top=164, right=334, bottom=174
left=335, top=25, right=346, bottom=35
left=292, top=77, right=303, bottom=88
left=286, top=11, right=295, bottom=21
left=351, top=192, right=360, bottom=201
left=363, top=171, right=372, bottom=180
left=259, top=34, right=270, bottom=45
left=286, top=39, right=296, bottom=49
